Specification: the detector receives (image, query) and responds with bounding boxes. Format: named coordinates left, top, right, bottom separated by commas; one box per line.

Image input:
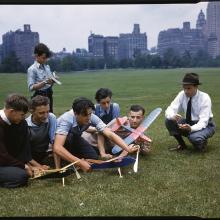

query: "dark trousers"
left=32, top=151, right=49, bottom=164
left=32, top=87, right=53, bottom=113
left=165, top=118, right=216, bottom=150
left=65, top=132, right=99, bottom=160
left=0, top=166, right=28, bottom=188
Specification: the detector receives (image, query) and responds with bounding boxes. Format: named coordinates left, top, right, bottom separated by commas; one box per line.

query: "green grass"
left=0, top=68, right=219, bottom=217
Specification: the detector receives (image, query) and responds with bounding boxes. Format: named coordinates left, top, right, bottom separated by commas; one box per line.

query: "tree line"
left=1, top=48, right=220, bottom=73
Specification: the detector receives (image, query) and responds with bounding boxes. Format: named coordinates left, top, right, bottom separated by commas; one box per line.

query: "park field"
left=0, top=68, right=219, bottom=217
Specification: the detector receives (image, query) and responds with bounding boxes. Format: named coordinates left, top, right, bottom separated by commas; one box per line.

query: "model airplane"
left=86, top=155, right=136, bottom=178
left=30, top=161, right=80, bottom=180
left=111, top=107, right=162, bottom=154
left=31, top=155, right=136, bottom=185
left=51, top=71, right=62, bottom=85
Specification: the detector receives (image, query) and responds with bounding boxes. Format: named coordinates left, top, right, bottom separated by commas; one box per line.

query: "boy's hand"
left=78, top=159, right=91, bottom=172
left=46, top=78, right=54, bottom=85
left=25, top=164, right=33, bottom=177
left=127, top=144, right=139, bottom=153
left=173, top=114, right=182, bottom=122
left=100, top=153, right=113, bottom=160
left=178, top=124, right=191, bottom=132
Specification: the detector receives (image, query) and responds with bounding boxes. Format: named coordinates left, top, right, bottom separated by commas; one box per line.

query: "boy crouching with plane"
left=53, top=97, right=138, bottom=171
left=82, top=105, right=152, bottom=157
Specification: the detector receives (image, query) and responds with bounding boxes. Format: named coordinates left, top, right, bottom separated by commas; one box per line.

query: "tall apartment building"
left=206, top=1, right=220, bottom=58
left=88, top=33, right=104, bottom=57
left=1, top=24, right=39, bottom=66
left=118, top=24, right=148, bottom=59
left=157, top=15, right=207, bottom=57
left=104, top=36, right=119, bottom=59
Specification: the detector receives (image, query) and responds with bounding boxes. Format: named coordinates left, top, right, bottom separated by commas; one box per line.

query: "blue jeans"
left=0, top=166, right=28, bottom=188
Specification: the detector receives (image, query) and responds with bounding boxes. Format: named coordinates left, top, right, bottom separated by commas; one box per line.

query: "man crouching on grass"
left=0, top=94, right=49, bottom=188
left=53, top=97, right=138, bottom=171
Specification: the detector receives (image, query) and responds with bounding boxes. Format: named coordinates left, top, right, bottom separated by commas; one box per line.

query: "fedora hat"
left=181, top=73, right=202, bottom=85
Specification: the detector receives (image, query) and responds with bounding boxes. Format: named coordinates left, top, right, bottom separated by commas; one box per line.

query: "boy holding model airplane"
left=27, top=43, right=61, bottom=113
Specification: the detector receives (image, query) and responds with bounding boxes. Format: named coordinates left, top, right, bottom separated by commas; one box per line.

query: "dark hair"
left=30, top=95, right=50, bottom=110
left=129, top=105, right=145, bottom=115
left=95, top=88, right=112, bottom=102
left=34, top=43, right=52, bottom=58
left=4, top=93, right=29, bottom=113
left=72, top=97, right=95, bottom=115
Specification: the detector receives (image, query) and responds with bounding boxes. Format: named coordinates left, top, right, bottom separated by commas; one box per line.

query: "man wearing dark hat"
left=165, top=73, right=216, bottom=151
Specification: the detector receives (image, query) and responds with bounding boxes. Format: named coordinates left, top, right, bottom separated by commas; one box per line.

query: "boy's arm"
left=0, top=127, right=25, bottom=169
left=97, top=133, right=113, bottom=159
left=27, top=68, right=49, bottom=91
left=53, top=134, right=91, bottom=172
left=102, top=127, right=138, bottom=153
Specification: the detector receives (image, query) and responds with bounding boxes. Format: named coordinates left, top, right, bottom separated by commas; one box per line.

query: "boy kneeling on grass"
left=0, top=94, right=49, bottom=188
left=53, top=97, right=138, bottom=171
left=82, top=104, right=151, bottom=158
left=26, top=95, right=58, bottom=167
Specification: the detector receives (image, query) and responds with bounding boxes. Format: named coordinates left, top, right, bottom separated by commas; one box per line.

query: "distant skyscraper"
left=88, top=33, right=104, bottom=57
left=1, top=24, right=39, bottom=66
left=196, top=10, right=207, bottom=32
left=0, top=44, right=2, bottom=64
left=118, top=24, right=148, bottom=60
left=206, top=1, right=220, bottom=58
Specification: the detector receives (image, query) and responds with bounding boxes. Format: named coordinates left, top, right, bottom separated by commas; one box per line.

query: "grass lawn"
left=0, top=68, right=219, bottom=217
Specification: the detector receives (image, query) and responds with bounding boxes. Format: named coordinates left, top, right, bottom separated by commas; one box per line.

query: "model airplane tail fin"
left=111, top=117, right=127, bottom=132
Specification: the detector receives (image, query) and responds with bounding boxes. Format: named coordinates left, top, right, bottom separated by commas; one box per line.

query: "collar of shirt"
left=185, top=89, right=199, bottom=102
left=34, top=61, right=45, bottom=69
left=97, top=105, right=111, bottom=115
left=0, top=109, right=11, bottom=125
left=26, top=114, right=49, bottom=127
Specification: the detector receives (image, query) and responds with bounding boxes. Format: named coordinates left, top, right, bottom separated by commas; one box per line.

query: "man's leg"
left=31, top=151, right=48, bottom=164
left=188, top=121, right=216, bottom=151
left=0, top=167, right=28, bottom=188
left=165, top=118, right=187, bottom=149
left=65, top=133, right=99, bottom=160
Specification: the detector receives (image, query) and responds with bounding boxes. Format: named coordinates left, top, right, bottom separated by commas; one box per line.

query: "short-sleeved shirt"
left=95, top=103, right=120, bottom=119
left=27, top=61, right=53, bottom=91
left=56, top=109, right=106, bottom=136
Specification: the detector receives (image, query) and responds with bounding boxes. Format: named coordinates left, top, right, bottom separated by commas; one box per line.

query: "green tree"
left=0, top=51, right=24, bottom=73
left=180, top=50, right=192, bottom=67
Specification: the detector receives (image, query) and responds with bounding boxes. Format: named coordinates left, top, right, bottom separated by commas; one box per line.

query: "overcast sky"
left=0, top=2, right=208, bottom=53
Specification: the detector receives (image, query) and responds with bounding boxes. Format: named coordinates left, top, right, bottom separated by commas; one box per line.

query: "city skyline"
left=0, top=3, right=208, bottom=52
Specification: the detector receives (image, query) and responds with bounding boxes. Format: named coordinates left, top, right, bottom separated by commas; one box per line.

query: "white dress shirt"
left=0, top=109, right=11, bottom=125
left=165, top=89, right=213, bottom=132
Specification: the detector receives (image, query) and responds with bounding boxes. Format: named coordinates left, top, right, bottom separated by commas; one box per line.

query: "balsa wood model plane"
left=111, top=107, right=162, bottom=155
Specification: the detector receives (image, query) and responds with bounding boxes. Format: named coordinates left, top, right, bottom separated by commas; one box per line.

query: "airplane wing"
left=112, top=107, right=162, bottom=154
left=137, top=107, right=162, bottom=132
